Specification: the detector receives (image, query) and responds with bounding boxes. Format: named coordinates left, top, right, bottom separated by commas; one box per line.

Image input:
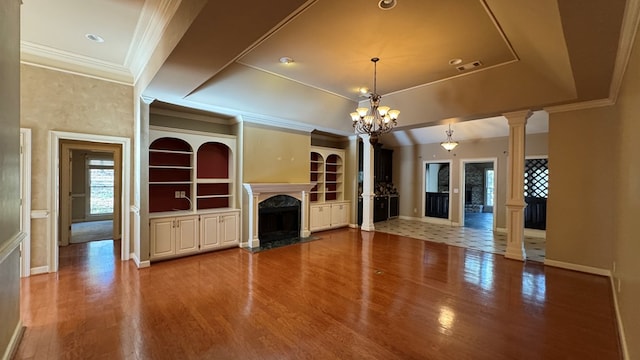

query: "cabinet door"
left=331, top=203, right=350, bottom=227
left=310, top=205, right=331, bottom=231
left=200, top=214, right=221, bottom=251
left=219, top=213, right=239, bottom=246
left=150, top=218, right=175, bottom=259
left=175, top=216, right=199, bottom=255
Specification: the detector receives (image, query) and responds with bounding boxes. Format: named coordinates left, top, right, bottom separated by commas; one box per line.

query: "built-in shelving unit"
left=148, top=127, right=239, bottom=262
left=309, top=146, right=349, bottom=232
left=149, top=137, right=194, bottom=212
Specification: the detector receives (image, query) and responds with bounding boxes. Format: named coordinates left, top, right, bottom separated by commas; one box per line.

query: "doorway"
left=50, top=131, right=131, bottom=273
left=424, top=161, right=451, bottom=220
left=461, top=159, right=497, bottom=230
left=69, top=150, right=115, bottom=244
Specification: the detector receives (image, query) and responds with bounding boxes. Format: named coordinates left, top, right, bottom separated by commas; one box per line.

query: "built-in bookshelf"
left=309, top=147, right=345, bottom=203
left=149, top=128, right=236, bottom=213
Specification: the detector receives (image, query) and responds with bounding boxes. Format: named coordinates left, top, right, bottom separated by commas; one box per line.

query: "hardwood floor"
left=16, top=229, right=620, bottom=359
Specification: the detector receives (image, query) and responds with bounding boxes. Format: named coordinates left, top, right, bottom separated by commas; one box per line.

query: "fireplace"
left=243, top=183, right=315, bottom=248
left=258, top=195, right=301, bottom=244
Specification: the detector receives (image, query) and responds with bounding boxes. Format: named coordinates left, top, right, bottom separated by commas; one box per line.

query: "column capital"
left=503, top=110, right=533, bottom=125
left=141, top=96, right=155, bottom=105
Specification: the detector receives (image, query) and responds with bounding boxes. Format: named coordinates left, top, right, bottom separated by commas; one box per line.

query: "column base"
left=505, top=247, right=526, bottom=261
left=361, top=223, right=375, bottom=232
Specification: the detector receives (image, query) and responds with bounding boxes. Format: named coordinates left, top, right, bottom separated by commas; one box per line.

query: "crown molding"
left=20, top=41, right=133, bottom=84
left=150, top=107, right=230, bottom=125
left=126, top=0, right=183, bottom=85
left=609, top=0, right=640, bottom=103
left=544, top=98, right=615, bottom=114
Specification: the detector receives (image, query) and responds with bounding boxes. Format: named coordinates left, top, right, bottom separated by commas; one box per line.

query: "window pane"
left=90, top=168, right=114, bottom=214
left=485, top=169, right=494, bottom=206
left=88, top=159, right=114, bottom=167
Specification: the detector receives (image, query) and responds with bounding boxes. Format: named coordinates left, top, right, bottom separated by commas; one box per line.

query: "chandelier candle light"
left=440, top=124, right=459, bottom=151
left=350, top=58, right=400, bottom=145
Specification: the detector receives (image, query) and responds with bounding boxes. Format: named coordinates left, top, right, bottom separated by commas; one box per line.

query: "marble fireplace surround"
left=243, top=183, right=315, bottom=248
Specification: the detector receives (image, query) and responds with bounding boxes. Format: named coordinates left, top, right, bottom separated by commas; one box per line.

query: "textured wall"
left=20, top=64, right=134, bottom=268
left=242, top=124, right=310, bottom=183
left=0, top=0, right=22, bottom=356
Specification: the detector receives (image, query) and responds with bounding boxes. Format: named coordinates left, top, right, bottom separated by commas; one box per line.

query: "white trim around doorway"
left=459, top=158, right=498, bottom=231
left=49, top=131, right=131, bottom=273
left=20, top=128, right=32, bottom=277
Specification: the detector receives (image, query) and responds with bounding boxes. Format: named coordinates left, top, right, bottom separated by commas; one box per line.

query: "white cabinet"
left=200, top=211, right=239, bottom=251
left=310, top=202, right=350, bottom=232
left=331, top=202, right=350, bottom=227
left=150, top=215, right=199, bottom=260
left=310, top=204, right=331, bottom=231
left=150, top=211, right=239, bottom=261
left=175, top=216, right=199, bottom=255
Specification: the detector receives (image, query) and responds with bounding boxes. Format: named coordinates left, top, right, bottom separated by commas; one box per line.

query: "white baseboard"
left=543, top=259, right=611, bottom=277
left=609, top=276, right=629, bottom=359
left=495, top=227, right=546, bottom=239
left=524, top=229, right=546, bottom=238
left=2, top=321, right=24, bottom=360
left=30, top=266, right=49, bottom=275
left=130, top=253, right=150, bottom=268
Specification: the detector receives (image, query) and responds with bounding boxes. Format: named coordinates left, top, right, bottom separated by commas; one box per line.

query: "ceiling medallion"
left=350, top=58, right=400, bottom=145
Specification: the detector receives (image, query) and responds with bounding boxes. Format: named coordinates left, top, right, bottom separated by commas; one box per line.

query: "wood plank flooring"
left=15, top=228, right=621, bottom=359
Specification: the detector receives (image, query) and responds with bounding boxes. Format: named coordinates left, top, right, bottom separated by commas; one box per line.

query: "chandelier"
left=350, top=58, right=400, bottom=145
left=440, top=124, right=459, bottom=151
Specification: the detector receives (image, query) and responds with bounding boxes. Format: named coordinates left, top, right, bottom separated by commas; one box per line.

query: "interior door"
left=59, top=143, right=73, bottom=246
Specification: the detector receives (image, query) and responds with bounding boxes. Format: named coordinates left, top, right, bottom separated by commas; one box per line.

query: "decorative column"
left=360, top=135, right=375, bottom=231
left=242, top=184, right=260, bottom=248
left=504, top=110, right=532, bottom=261
left=301, top=190, right=311, bottom=238
left=137, top=95, right=154, bottom=266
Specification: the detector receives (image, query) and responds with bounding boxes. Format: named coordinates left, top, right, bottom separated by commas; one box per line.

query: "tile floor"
left=374, top=217, right=546, bottom=262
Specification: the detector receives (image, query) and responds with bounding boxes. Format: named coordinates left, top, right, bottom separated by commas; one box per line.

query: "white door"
left=175, top=216, right=199, bottom=255
left=200, top=214, right=221, bottom=250
left=219, top=213, right=239, bottom=246
left=331, top=203, right=349, bottom=227
left=150, top=218, right=175, bottom=259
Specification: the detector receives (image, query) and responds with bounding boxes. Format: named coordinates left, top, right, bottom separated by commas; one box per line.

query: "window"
left=88, top=158, right=114, bottom=215
left=485, top=169, right=494, bottom=206
left=524, top=158, right=549, bottom=198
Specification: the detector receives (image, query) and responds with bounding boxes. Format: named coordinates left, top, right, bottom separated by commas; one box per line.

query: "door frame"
left=50, top=131, right=131, bottom=272
left=459, top=158, right=498, bottom=230
left=20, top=128, right=32, bottom=277
left=422, top=159, right=452, bottom=222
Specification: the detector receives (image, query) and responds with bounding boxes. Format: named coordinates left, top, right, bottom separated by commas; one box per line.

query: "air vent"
left=456, top=60, right=482, bottom=72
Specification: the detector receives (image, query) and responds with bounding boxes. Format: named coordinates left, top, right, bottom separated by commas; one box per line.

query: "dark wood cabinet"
left=374, top=196, right=388, bottom=222
left=373, top=144, right=393, bottom=183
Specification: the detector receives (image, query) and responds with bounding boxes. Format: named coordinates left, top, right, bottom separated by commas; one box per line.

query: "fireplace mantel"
left=242, top=183, right=315, bottom=248
left=243, top=183, right=316, bottom=196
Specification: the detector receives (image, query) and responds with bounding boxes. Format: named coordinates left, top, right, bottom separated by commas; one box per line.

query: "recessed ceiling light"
left=85, top=33, right=105, bottom=43
left=279, top=56, right=294, bottom=64
left=378, top=0, right=397, bottom=10
left=449, top=58, right=463, bottom=66
left=359, top=87, right=369, bottom=94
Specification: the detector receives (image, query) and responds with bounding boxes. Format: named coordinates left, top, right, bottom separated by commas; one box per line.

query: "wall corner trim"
left=609, top=276, right=630, bottom=360
left=2, top=321, right=24, bottom=360
left=0, top=232, right=26, bottom=264
left=131, top=253, right=150, bottom=268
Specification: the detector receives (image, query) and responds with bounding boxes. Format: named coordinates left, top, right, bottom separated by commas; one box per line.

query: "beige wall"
left=242, top=124, right=310, bottom=183
left=393, top=132, right=548, bottom=228
left=0, top=0, right=22, bottom=356
left=21, top=64, right=134, bottom=268
left=612, top=17, right=640, bottom=359
left=546, top=107, right=617, bottom=269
